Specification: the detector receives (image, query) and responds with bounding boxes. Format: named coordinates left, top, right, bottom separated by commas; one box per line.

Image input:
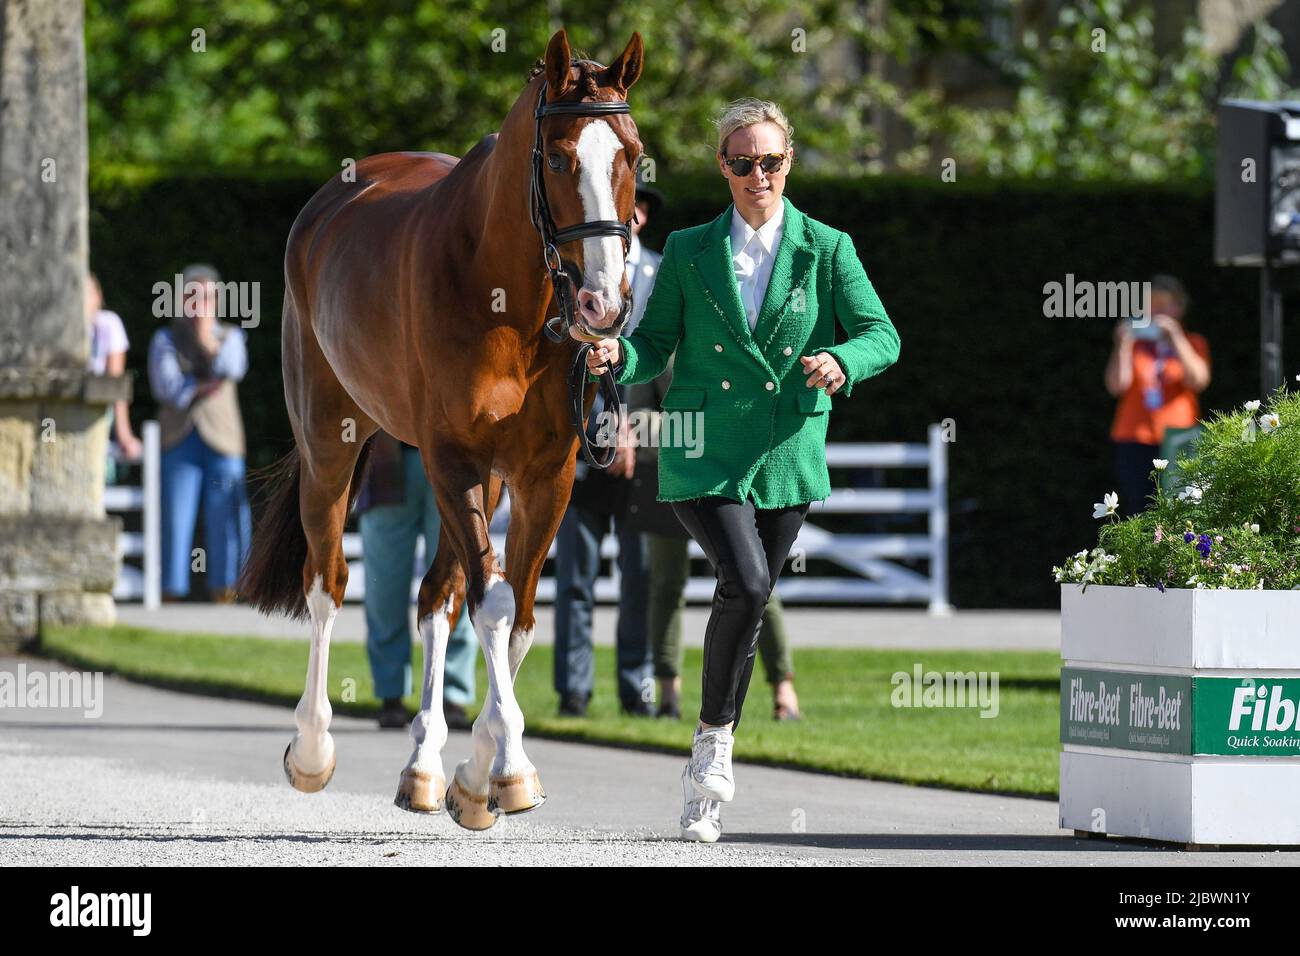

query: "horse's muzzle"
left=574, top=287, right=632, bottom=339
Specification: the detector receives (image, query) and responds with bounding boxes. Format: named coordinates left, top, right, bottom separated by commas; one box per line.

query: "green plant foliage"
left=1055, top=388, right=1300, bottom=590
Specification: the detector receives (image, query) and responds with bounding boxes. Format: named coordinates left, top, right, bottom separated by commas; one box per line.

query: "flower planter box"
left=1059, top=582, right=1300, bottom=847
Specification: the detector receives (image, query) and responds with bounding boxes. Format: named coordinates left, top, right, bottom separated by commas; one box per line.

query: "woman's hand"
left=801, top=352, right=845, bottom=396
left=1151, top=313, right=1183, bottom=341
left=1113, top=318, right=1135, bottom=347
left=579, top=333, right=622, bottom=375
left=118, top=433, right=144, bottom=462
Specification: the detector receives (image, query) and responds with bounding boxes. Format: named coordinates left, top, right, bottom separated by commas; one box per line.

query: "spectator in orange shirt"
left=1104, top=275, right=1211, bottom=518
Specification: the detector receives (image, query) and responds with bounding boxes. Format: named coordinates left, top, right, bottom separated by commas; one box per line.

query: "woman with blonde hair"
left=578, top=97, right=901, bottom=841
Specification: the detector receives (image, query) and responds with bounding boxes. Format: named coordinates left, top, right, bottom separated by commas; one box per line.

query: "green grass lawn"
left=40, top=624, right=1062, bottom=797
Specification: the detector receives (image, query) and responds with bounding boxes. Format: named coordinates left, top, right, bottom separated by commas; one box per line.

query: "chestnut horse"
left=237, top=29, right=644, bottom=830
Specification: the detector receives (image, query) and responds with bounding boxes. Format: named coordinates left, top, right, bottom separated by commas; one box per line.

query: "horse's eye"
left=547, top=153, right=564, bottom=171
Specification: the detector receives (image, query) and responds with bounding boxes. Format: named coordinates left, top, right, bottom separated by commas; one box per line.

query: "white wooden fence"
left=104, top=420, right=161, bottom=609
left=111, top=422, right=951, bottom=614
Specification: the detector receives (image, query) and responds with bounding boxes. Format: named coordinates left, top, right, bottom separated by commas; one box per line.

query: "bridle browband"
left=528, top=81, right=636, bottom=469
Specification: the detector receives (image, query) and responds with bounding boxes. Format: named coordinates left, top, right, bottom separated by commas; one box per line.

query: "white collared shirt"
left=730, top=201, right=784, bottom=333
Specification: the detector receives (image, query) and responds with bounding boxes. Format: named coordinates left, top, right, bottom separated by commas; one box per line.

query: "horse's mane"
left=525, top=53, right=604, bottom=97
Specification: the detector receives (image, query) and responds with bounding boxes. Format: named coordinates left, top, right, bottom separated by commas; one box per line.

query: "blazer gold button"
left=783, top=346, right=793, bottom=355
left=721, top=380, right=730, bottom=389
left=714, top=343, right=723, bottom=352
left=765, top=381, right=775, bottom=391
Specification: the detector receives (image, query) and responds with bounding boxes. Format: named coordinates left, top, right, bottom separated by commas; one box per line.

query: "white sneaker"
left=688, top=725, right=735, bottom=802
left=679, top=764, right=722, bottom=842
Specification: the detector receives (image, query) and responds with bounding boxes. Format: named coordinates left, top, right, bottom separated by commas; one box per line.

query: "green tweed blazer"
left=594, top=195, right=900, bottom=508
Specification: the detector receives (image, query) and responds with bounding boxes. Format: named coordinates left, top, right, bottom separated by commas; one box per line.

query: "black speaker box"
left=1215, top=99, right=1300, bottom=267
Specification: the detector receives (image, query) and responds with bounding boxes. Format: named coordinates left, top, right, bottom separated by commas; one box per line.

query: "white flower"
left=1187, top=575, right=1198, bottom=585
left=1093, top=492, right=1119, bottom=519
left=1152, top=458, right=1168, bottom=471
left=1245, top=400, right=1261, bottom=412
left=1178, top=485, right=1203, bottom=502
left=1261, top=412, right=1281, bottom=433
left=1244, top=522, right=1260, bottom=534
left=1136, top=582, right=1148, bottom=588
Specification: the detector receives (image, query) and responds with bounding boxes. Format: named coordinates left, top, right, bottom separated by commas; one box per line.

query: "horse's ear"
left=544, top=29, right=573, bottom=97
left=604, top=32, right=644, bottom=94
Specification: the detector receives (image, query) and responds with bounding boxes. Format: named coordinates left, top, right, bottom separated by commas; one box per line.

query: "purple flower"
left=1183, top=531, right=1195, bottom=543
left=1156, top=580, right=1165, bottom=592
left=1196, top=533, right=1213, bottom=558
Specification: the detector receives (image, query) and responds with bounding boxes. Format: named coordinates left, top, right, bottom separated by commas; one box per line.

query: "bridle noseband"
left=528, top=82, right=637, bottom=468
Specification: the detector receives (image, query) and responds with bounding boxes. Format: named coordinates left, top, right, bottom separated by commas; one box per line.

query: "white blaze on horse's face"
left=573, top=117, right=629, bottom=330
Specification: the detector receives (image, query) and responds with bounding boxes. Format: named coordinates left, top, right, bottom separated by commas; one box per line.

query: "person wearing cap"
left=578, top=98, right=900, bottom=841
left=147, top=263, right=252, bottom=603
left=551, top=171, right=661, bottom=718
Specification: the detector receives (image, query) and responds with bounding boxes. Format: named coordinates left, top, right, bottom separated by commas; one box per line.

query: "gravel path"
left=4, top=657, right=1298, bottom=865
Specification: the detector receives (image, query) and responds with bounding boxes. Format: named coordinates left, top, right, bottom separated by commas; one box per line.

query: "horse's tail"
left=237, top=439, right=373, bottom=620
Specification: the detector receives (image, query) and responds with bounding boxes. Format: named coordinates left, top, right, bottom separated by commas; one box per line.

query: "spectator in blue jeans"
left=147, top=263, right=251, bottom=602
left=354, top=432, right=477, bottom=730
left=553, top=447, right=652, bottom=717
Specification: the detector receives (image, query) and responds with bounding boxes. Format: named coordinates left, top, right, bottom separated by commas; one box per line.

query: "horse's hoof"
left=283, top=742, right=336, bottom=793
left=444, top=774, right=497, bottom=831
left=488, top=768, right=546, bottom=815
left=394, top=768, right=445, bottom=814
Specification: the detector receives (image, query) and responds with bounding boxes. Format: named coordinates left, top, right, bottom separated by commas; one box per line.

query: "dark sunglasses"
left=722, top=152, right=786, bottom=177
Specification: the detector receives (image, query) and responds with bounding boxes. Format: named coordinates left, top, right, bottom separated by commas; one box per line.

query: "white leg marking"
left=292, top=575, right=337, bottom=774
left=458, top=705, right=496, bottom=796
left=405, top=598, right=451, bottom=777
left=471, top=572, right=530, bottom=779
left=508, top=625, right=534, bottom=680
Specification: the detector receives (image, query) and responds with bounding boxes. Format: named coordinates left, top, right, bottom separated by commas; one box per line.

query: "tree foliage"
left=85, top=0, right=1300, bottom=180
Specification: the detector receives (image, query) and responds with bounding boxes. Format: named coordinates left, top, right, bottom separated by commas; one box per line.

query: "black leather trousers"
left=670, top=494, right=809, bottom=731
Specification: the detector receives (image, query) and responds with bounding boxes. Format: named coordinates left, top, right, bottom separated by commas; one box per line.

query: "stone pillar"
left=0, top=0, right=129, bottom=651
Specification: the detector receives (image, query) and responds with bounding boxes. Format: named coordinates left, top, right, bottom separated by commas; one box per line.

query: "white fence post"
left=928, top=422, right=952, bottom=616
left=105, top=420, right=161, bottom=608
left=142, top=420, right=161, bottom=609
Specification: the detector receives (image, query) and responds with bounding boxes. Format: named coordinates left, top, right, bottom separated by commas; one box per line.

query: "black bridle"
left=528, top=82, right=636, bottom=468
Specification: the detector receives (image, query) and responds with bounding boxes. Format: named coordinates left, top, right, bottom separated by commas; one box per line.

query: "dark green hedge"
left=90, top=167, right=1292, bottom=609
